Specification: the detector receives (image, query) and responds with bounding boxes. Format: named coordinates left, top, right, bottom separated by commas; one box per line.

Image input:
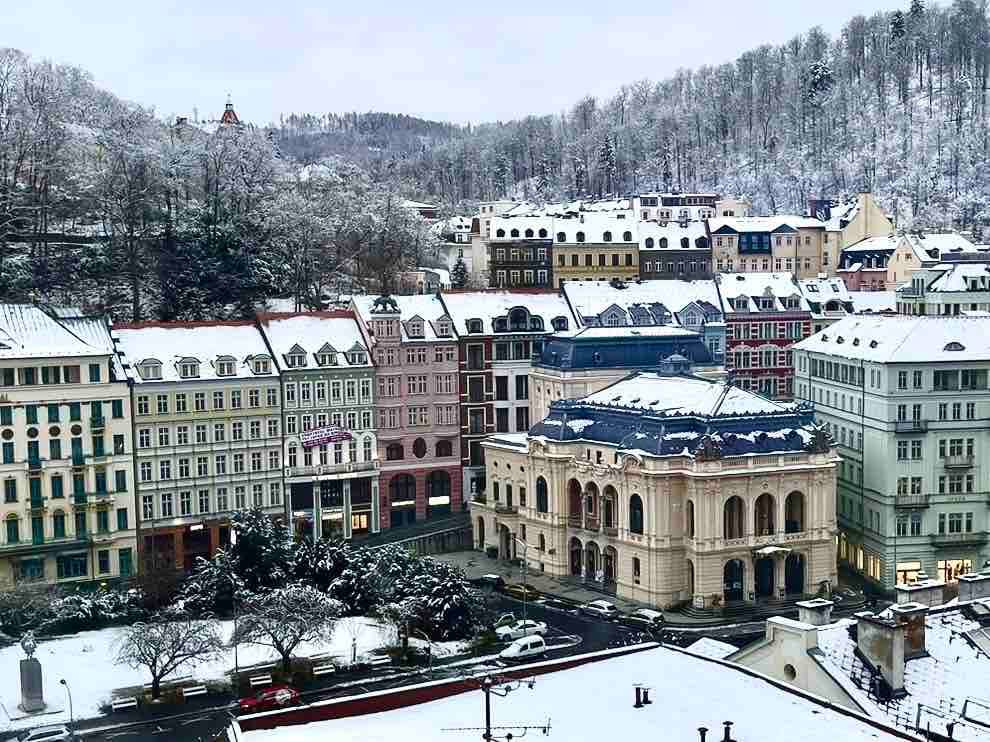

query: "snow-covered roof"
left=841, top=234, right=901, bottom=253
left=923, top=263, right=990, bottom=293
left=821, top=199, right=859, bottom=231
left=848, top=291, right=897, bottom=314
left=638, top=220, right=708, bottom=249
left=798, top=277, right=852, bottom=302
left=351, top=294, right=454, bottom=343
left=717, top=272, right=809, bottom=311
left=581, top=372, right=793, bottom=417
left=56, top=312, right=126, bottom=378
left=0, top=304, right=106, bottom=360
left=256, top=313, right=370, bottom=370
left=793, top=315, right=990, bottom=363
left=684, top=637, right=739, bottom=660
left=439, top=291, right=574, bottom=336
left=114, top=322, right=278, bottom=383
left=430, top=215, right=471, bottom=236
left=240, top=647, right=907, bottom=742
left=709, top=215, right=824, bottom=233
left=907, top=231, right=979, bottom=259
left=563, top=279, right=722, bottom=320
left=554, top=325, right=700, bottom=341
left=816, top=603, right=990, bottom=741
left=401, top=199, right=438, bottom=210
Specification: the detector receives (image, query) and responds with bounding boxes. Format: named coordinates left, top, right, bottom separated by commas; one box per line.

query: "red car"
left=238, top=684, right=300, bottom=714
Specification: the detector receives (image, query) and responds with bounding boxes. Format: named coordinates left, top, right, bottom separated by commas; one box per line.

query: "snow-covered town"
left=5, top=2, right=990, bottom=741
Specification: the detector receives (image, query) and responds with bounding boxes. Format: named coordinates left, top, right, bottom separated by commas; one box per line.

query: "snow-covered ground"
left=240, top=646, right=908, bottom=742
left=0, top=616, right=421, bottom=732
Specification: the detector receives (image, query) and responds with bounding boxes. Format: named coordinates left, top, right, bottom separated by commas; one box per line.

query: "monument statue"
left=19, top=630, right=45, bottom=712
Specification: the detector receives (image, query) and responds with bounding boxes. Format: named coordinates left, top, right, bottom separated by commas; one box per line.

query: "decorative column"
left=370, top=477, right=381, bottom=533
left=775, top=555, right=786, bottom=599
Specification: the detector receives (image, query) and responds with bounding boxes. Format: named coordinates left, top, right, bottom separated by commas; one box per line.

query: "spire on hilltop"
left=220, top=93, right=240, bottom=125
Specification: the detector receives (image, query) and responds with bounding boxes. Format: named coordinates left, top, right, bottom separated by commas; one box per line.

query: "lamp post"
left=229, top=529, right=239, bottom=679
left=59, top=679, right=73, bottom=731
left=514, top=536, right=529, bottom=621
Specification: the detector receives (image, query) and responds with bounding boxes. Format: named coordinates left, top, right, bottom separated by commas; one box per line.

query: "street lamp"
left=59, top=679, right=73, bottom=731
left=514, top=537, right=529, bottom=621
left=229, top=529, right=239, bottom=679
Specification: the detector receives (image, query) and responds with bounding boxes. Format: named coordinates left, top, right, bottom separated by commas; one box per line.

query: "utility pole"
left=515, top=536, right=528, bottom=621
left=442, top=674, right=550, bottom=741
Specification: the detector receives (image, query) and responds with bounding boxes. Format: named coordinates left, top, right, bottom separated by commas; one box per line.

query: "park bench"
left=111, top=697, right=138, bottom=712
left=312, top=663, right=336, bottom=677
left=182, top=685, right=208, bottom=699
left=249, top=674, right=272, bottom=688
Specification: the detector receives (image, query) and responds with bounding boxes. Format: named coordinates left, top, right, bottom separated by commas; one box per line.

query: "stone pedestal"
left=19, top=658, right=44, bottom=712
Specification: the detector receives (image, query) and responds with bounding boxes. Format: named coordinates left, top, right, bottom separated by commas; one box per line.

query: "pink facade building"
left=351, top=295, right=462, bottom=530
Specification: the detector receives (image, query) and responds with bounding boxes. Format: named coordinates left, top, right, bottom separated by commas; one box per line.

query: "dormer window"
left=346, top=351, right=367, bottom=365
left=252, top=357, right=271, bottom=375
left=551, top=317, right=569, bottom=331
left=944, top=342, right=965, bottom=351
left=467, top=319, right=483, bottom=334
left=178, top=359, right=200, bottom=378
left=407, top=319, right=425, bottom=338
left=494, top=318, right=508, bottom=332
left=436, top=320, right=451, bottom=337
left=286, top=353, right=306, bottom=368
left=137, top=360, right=162, bottom=381
left=317, top=352, right=337, bottom=367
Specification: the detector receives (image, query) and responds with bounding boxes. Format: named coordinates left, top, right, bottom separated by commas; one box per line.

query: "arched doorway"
left=567, top=479, right=583, bottom=526
left=755, top=557, right=775, bottom=598
left=499, top=524, right=513, bottom=560
left=686, top=558, right=695, bottom=599
left=754, top=493, right=776, bottom=536
left=603, top=486, right=617, bottom=530
left=426, top=471, right=452, bottom=518
left=785, top=553, right=806, bottom=595
left=476, top=517, right=486, bottom=550
left=603, top=546, right=618, bottom=591
left=569, top=536, right=583, bottom=576
left=585, top=483, right=599, bottom=529
left=629, top=494, right=644, bottom=534
left=724, top=559, right=744, bottom=602
left=389, top=473, right=417, bottom=528
left=685, top=499, right=695, bottom=538
left=585, top=541, right=601, bottom=581
left=785, top=492, right=805, bottom=534
left=724, top=496, right=744, bottom=539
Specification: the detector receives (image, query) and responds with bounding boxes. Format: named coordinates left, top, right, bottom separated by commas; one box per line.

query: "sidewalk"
left=437, top=550, right=650, bottom=614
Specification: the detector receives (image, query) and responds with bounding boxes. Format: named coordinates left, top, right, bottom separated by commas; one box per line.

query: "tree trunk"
left=151, top=676, right=161, bottom=699
left=282, top=652, right=292, bottom=674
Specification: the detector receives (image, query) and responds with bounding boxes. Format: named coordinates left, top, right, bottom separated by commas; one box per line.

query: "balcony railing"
left=895, top=419, right=929, bottom=433
left=285, top=460, right=379, bottom=478
left=73, top=492, right=87, bottom=506
left=27, top=458, right=42, bottom=472
left=90, top=417, right=105, bottom=432
left=568, top=514, right=582, bottom=528
left=930, top=531, right=988, bottom=547
left=603, top=525, right=618, bottom=538
left=895, top=493, right=930, bottom=508
left=28, top=495, right=44, bottom=510
left=584, top=515, right=600, bottom=532
left=494, top=503, right=518, bottom=515
left=71, top=452, right=85, bottom=467
left=943, top=454, right=975, bottom=470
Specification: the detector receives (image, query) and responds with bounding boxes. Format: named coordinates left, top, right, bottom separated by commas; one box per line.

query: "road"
left=30, top=593, right=635, bottom=742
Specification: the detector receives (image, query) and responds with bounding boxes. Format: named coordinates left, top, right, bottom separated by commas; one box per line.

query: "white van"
left=498, top=635, right=546, bottom=661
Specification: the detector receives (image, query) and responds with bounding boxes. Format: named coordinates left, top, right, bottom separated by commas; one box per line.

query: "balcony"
left=930, top=531, right=988, bottom=547
left=584, top=515, right=600, bottom=532
left=27, top=458, right=42, bottom=472
left=895, top=420, right=928, bottom=434
left=28, top=495, right=44, bottom=511
left=73, top=492, right=87, bottom=506
left=895, top=493, right=930, bottom=508
left=943, top=454, right=974, bottom=470
left=285, top=460, right=379, bottom=478
left=90, top=417, right=105, bottom=432
left=71, top=452, right=85, bottom=467
left=568, top=514, right=582, bottom=529
left=494, top=503, right=518, bottom=515
left=603, top=525, right=618, bottom=538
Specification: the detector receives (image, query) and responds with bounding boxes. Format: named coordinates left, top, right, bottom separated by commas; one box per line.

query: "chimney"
left=698, top=728, right=708, bottom=742
left=175, top=116, right=188, bottom=126
left=889, top=602, right=928, bottom=660
left=722, top=721, right=735, bottom=742
left=796, top=598, right=834, bottom=627
left=958, top=565, right=990, bottom=603
left=894, top=572, right=945, bottom=607
left=855, top=612, right=905, bottom=695
left=634, top=686, right=643, bottom=708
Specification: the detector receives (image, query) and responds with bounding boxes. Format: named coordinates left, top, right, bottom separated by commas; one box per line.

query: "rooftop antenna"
left=441, top=674, right=550, bottom=740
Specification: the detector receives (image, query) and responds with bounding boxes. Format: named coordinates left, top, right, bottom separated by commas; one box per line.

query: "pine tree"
left=597, top=132, right=617, bottom=197
left=890, top=10, right=906, bottom=40
left=450, top=255, right=468, bottom=288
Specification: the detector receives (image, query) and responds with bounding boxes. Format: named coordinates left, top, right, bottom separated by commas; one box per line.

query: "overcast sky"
left=5, top=0, right=898, bottom=125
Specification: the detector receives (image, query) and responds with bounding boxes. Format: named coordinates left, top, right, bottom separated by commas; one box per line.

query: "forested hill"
left=305, top=0, right=989, bottom=230
left=270, top=112, right=468, bottom=168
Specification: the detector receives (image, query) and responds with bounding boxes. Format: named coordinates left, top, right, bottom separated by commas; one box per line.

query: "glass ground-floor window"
left=938, top=558, right=973, bottom=583
left=896, top=560, right=921, bottom=585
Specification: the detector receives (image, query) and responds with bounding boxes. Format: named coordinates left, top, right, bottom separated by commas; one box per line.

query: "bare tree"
left=115, top=615, right=223, bottom=699
left=232, top=584, right=343, bottom=673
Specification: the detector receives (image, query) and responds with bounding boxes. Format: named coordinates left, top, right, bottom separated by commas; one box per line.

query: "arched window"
left=724, top=496, right=744, bottom=539
left=645, top=237, right=655, bottom=249
left=413, top=438, right=427, bottom=458
left=510, top=229, right=520, bottom=238
left=557, top=232, right=566, bottom=243
left=603, top=231, right=612, bottom=242
left=623, top=231, right=632, bottom=242
left=426, top=470, right=451, bottom=499
left=536, top=477, right=549, bottom=513
left=386, top=443, right=404, bottom=461
left=576, top=231, right=585, bottom=243
left=785, top=491, right=805, bottom=533
left=686, top=500, right=695, bottom=538
left=435, top=440, right=453, bottom=457
left=659, top=237, right=668, bottom=248
left=538, top=228, right=548, bottom=238
left=755, top=493, right=776, bottom=536
left=696, top=236, right=709, bottom=249
left=629, top=494, right=644, bottom=534
left=538, top=533, right=546, bottom=551
left=524, top=228, right=534, bottom=238
left=680, top=237, right=690, bottom=249
left=496, top=229, right=505, bottom=238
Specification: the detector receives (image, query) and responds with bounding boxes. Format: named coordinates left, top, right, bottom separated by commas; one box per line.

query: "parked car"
left=618, top=608, right=665, bottom=634
left=580, top=599, right=619, bottom=619
left=19, top=726, right=74, bottom=742
left=238, top=684, right=300, bottom=714
left=503, top=583, right=540, bottom=601
left=498, top=635, right=547, bottom=661
left=495, top=619, right=548, bottom=641
left=471, top=574, right=507, bottom=592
